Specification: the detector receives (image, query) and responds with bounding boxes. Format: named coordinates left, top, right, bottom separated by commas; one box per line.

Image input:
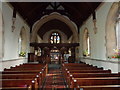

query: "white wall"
left=79, top=2, right=120, bottom=73
left=0, top=3, right=30, bottom=71
left=80, top=2, right=113, bottom=59
left=0, top=2, right=3, bottom=71
left=0, top=2, right=3, bottom=60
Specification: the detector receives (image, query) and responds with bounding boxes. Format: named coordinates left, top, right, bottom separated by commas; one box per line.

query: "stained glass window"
left=50, top=32, right=61, bottom=44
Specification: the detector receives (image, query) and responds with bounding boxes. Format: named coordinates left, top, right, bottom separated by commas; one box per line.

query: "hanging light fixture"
left=93, top=11, right=97, bottom=34
left=12, top=8, right=16, bottom=32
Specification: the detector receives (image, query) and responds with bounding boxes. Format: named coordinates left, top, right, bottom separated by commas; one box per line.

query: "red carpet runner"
left=43, top=68, right=66, bottom=89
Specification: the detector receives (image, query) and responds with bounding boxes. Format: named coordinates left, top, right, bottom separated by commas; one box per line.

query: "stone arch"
left=31, top=12, right=78, bottom=43
left=105, top=2, right=119, bottom=57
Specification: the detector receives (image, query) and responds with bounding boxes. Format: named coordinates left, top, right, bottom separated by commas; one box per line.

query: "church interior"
left=0, top=1, right=120, bottom=89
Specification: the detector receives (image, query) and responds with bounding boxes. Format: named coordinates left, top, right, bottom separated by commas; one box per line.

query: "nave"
left=0, top=2, right=120, bottom=90
left=1, top=62, right=120, bottom=90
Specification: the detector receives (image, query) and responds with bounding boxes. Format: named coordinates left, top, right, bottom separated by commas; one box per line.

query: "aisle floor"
left=43, top=64, right=67, bottom=89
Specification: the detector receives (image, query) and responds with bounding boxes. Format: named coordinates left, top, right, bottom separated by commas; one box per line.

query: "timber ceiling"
left=10, top=2, right=101, bottom=39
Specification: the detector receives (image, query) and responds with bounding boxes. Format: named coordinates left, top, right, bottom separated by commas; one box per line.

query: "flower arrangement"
left=108, top=49, right=120, bottom=59
left=19, top=51, right=26, bottom=57
left=83, top=50, right=89, bottom=56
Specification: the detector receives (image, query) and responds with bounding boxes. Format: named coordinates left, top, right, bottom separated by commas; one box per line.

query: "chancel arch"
left=31, top=12, right=78, bottom=43
left=106, top=2, right=119, bottom=58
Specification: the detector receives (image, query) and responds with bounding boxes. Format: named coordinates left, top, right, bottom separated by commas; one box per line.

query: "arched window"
left=115, top=20, right=120, bottom=49
left=87, top=36, right=90, bottom=55
left=18, top=27, right=27, bottom=57
left=18, top=34, right=22, bottom=55
left=50, top=32, right=61, bottom=44
left=83, top=28, right=90, bottom=57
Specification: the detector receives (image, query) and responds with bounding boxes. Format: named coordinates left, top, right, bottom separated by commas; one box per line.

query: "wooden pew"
left=77, top=85, right=120, bottom=90
left=2, top=63, right=47, bottom=88
left=2, top=74, right=37, bottom=79
left=4, top=64, right=47, bottom=84
left=13, top=64, right=45, bottom=68
left=67, top=70, right=111, bottom=73
left=1, top=87, right=31, bottom=90
left=2, top=74, right=40, bottom=86
left=62, top=63, right=92, bottom=68
left=8, top=64, right=47, bottom=78
left=64, top=69, right=111, bottom=85
left=62, top=63, right=102, bottom=69
left=64, top=67, right=103, bottom=71
left=2, top=70, right=44, bottom=88
left=62, top=63, right=90, bottom=66
left=17, top=63, right=48, bottom=74
left=62, top=63, right=120, bottom=89
left=62, top=64, right=104, bottom=76
left=1, top=79, right=38, bottom=90
left=68, top=73, right=119, bottom=88
left=71, top=77, right=120, bottom=88
left=70, top=73, right=119, bottom=78
left=62, top=63, right=111, bottom=86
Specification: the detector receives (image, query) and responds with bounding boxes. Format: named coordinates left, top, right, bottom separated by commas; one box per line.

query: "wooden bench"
left=1, top=87, right=31, bottom=90
left=13, top=64, right=45, bottom=69
left=2, top=74, right=41, bottom=87
left=1, top=79, right=38, bottom=90
left=2, top=63, right=47, bottom=88
left=68, top=73, right=119, bottom=88
left=67, top=70, right=111, bottom=73
left=72, top=77, right=120, bottom=88
left=4, top=64, right=46, bottom=80
left=62, top=63, right=111, bottom=85
left=77, top=85, right=120, bottom=90
left=18, top=64, right=48, bottom=73
left=62, top=63, right=120, bottom=89
left=62, top=63, right=90, bottom=66
left=2, top=70, right=45, bottom=87
left=64, top=69, right=111, bottom=85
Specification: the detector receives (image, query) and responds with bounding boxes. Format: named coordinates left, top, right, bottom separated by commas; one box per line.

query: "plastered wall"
left=0, top=3, right=30, bottom=71
left=79, top=2, right=120, bottom=73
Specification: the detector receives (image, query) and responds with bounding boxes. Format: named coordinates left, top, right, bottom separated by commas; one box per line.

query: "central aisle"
left=43, top=64, right=67, bottom=89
